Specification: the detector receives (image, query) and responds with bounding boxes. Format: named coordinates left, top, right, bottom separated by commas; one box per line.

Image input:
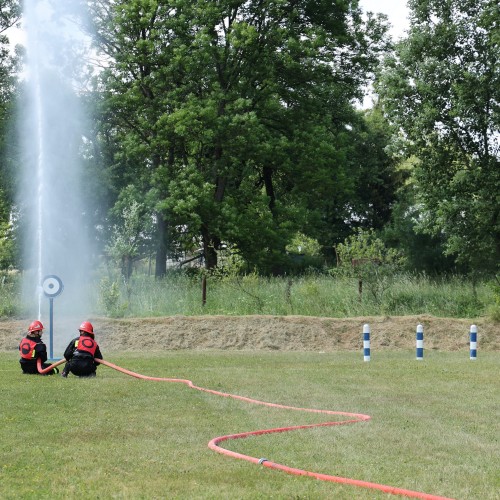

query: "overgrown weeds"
left=91, top=271, right=495, bottom=319
left=2, top=269, right=497, bottom=320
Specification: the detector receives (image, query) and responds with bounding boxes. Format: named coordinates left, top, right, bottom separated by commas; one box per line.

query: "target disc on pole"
left=42, top=275, right=64, bottom=298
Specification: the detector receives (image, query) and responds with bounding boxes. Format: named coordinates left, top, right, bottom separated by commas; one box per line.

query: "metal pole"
left=49, top=297, right=54, bottom=360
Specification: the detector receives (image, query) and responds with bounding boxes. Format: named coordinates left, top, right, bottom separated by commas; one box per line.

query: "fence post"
left=470, top=324, right=477, bottom=360
left=416, top=324, right=424, bottom=360
left=202, top=276, right=207, bottom=306
left=363, top=324, right=370, bottom=362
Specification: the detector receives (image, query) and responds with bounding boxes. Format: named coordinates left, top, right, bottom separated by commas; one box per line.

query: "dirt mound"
left=1, top=315, right=497, bottom=352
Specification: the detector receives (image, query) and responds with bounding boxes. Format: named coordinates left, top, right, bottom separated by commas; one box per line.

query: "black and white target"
left=42, top=275, right=64, bottom=298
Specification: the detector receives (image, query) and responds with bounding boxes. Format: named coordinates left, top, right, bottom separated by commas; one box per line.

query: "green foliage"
left=0, top=188, right=15, bottom=265
left=335, top=228, right=402, bottom=265
left=105, top=185, right=155, bottom=280
left=0, top=266, right=494, bottom=319
left=84, top=271, right=492, bottom=319
left=98, top=277, right=127, bottom=318
left=0, top=0, right=21, bottom=101
left=487, top=277, right=500, bottom=322
left=0, top=220, right=17, bottom=270
left=86, top=0, right=391, bottom=274
left=332, top=228, right=405, bottom=303
left=0, top=4, right=21, bottom=268
left=377, top=0, right=500, bottom=273
left=380, top=157, right=461, bottom=274
left=5, top=1, right=498, bottom=280
left=205, top=244, right=247, bottom=280
left=335, top=107, right=400, bottom=235
left=286, top=232, right=321, bottom=257
left=0, top=270, right=19, bottom=316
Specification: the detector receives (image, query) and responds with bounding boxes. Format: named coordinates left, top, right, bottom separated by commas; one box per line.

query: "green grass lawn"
left=1, top=351, right=498, bottom=499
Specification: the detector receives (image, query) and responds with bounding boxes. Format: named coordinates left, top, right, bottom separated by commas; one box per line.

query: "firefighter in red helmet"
left=19, top=320, right=58, bottom=375
left=61, top=321, right=103, bottom=378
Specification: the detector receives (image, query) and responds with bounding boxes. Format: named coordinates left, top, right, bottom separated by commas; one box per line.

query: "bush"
left=0, top=271, right=20, bottom=317
left=487, top=278, right=500, bottom=322
left=98, top=277, right=127, bottom=318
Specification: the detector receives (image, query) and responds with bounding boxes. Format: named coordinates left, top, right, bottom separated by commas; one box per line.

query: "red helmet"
left=28, top=320, right=44, bottom=333
left=79, top=321, right=94, bottom=335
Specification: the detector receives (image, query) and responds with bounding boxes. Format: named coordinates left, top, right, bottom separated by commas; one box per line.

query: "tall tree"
left=0, top=0, right=21, bottom=269
left=87, top=0, right=388, bottom=274
left=86, top=0, right=196, bottom=276
left=0, top=0, right=21, bottom=188
left=376, top=0, right=499, bottom=273
left=324, top=106, right=399, bottom=239
left=0, top=0, right=20, bottom=94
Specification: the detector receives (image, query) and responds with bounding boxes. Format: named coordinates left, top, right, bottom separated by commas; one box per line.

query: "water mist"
left=19, top=0, right=94, bottom=357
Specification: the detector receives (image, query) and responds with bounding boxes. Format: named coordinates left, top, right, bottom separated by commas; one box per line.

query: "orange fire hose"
left=36, top=357, right=66, bottom=374
left=84, top=357, right=453, bottom=500
left=37, top=357, right=453, bottom=498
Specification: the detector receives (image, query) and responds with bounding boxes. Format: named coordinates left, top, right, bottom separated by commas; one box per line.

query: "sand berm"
left=1, top=315, right=498, bottom=353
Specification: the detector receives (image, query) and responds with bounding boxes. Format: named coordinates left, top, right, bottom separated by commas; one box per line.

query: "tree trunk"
left=122, top=255, right=133, bottom=282
left=263, top=165, right=276, bottom=214
left=201, top=223, right=219, bottom=269
left=155, top=212, right=167, bottom=278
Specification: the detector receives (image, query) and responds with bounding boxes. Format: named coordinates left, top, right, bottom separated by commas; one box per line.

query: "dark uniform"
left=61, top=321, right=102, bottom=378
left=19, top=320, right=57, bottom=375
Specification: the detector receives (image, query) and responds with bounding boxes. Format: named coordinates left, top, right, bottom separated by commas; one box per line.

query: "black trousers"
left=63, top=357, right=97, bottom=377
left=20, top=361, right=58, bottom=375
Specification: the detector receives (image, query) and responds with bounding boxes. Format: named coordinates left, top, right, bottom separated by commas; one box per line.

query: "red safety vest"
left=76, top=336, right=97, bottom=356
left=19, top=338, right=37, bottom=360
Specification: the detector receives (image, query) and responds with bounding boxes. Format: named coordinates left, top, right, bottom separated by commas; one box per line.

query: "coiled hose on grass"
left=38, top=357, right=454, bottom=500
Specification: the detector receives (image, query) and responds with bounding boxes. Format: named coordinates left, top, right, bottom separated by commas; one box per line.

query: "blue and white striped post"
left=416, top=324, right=424, bottom=360
left=363, top=323, right=371, bottom=362
left=470, top=324, right=477, bottom=360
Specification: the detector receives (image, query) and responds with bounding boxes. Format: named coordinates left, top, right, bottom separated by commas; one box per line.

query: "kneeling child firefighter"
left=19, top=320, right=58, bottom=375
left=61, top=321, right=103, bottom=378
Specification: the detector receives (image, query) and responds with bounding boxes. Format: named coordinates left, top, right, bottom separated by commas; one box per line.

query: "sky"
left=357, top=0, right=410, bottom=107
left=359, top=0, right=411, bottom=40
left=7, top=1, right=411, bottom=48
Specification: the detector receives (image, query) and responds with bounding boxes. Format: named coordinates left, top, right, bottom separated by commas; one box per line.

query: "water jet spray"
left=20, top=0, right=95, bottom=353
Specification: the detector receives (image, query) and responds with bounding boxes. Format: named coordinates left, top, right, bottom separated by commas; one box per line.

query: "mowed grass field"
left=1, top=350, right=498, bottom=499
